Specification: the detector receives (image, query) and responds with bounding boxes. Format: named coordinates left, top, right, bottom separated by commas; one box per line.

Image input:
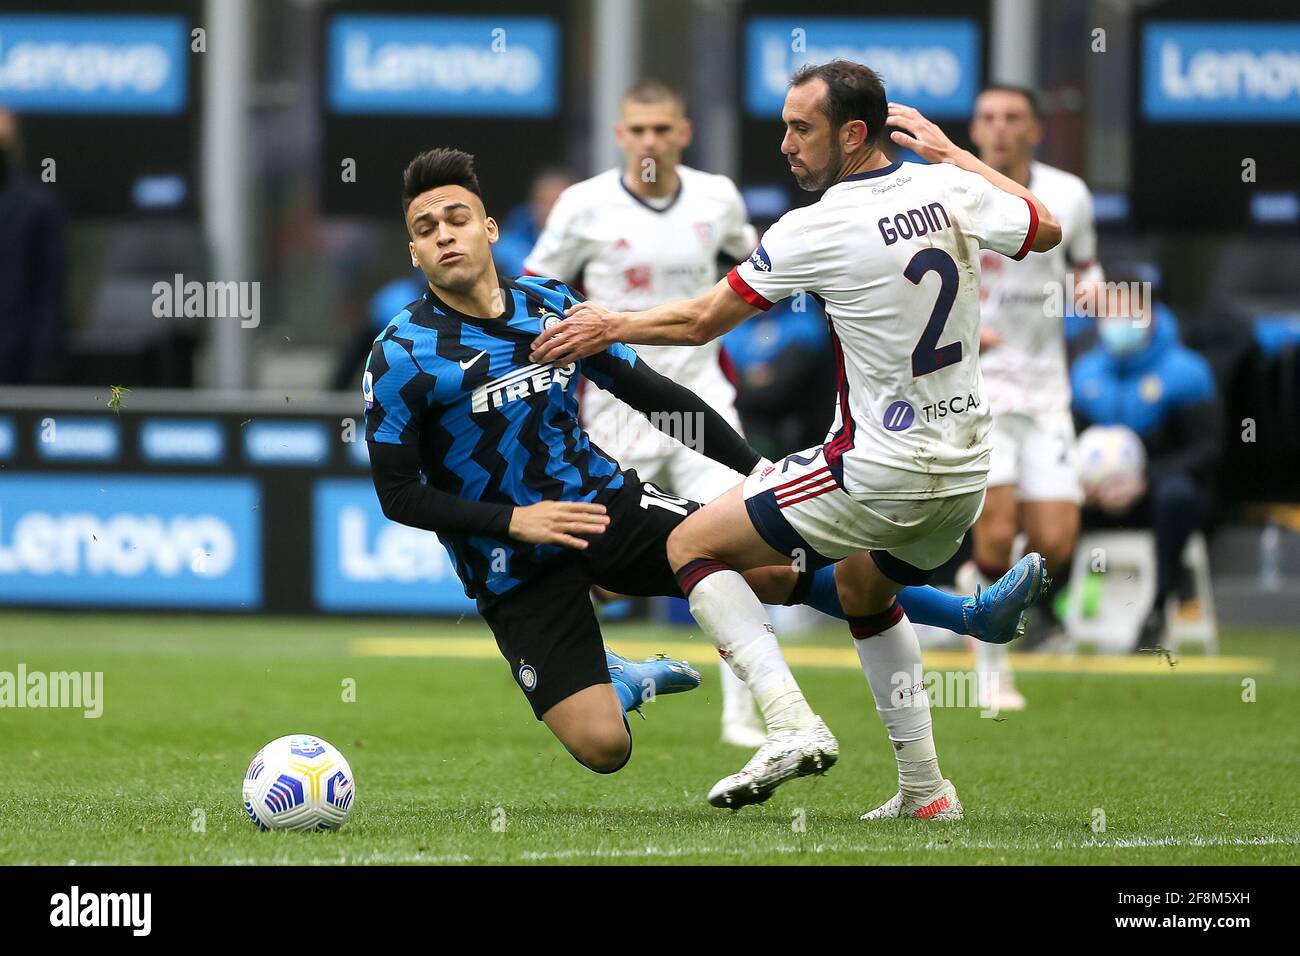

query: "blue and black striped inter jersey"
left=364, top=275, right=639, bottom=601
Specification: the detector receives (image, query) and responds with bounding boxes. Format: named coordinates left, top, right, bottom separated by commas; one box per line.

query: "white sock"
left=687, top=569, right=815, bottom=733
left=719, top=658, right=762, bottom=729
left=972, top=569, right=1016, bottom=704
left=853, top=612, right=943, bottom=800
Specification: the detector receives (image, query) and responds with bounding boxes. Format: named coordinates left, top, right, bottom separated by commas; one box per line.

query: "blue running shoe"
left=964, top=552, right=1049, bottom=645
left=606, top=648, right=701, bottom=714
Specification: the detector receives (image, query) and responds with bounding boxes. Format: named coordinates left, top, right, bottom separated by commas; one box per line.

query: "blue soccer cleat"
left=963, top=552, right=1050, bottom=645
left=606, top=648, right=701, bottom=714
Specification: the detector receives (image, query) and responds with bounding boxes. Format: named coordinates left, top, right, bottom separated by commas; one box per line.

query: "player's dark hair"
left=402, top=147, right=482, bottom=215
left=622, top=79, right=686, bottom=113
left=978, top=84, right=1042, bottom=119
left=789, top=60, right=888, bottom=150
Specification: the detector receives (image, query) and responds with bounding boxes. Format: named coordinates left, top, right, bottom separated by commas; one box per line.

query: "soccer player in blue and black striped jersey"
left=364, top=147, right=816, bottom=776
left=365, top=147, right=1042, bottom=794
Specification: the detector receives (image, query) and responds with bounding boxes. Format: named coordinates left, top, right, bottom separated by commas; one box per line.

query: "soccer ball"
left=242, top=734, right=355, bottom=831
left=1076, top=425, right=1147, bottom=512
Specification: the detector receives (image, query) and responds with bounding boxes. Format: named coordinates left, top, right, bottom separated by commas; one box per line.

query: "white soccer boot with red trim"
left=859, top=778, right=964, bottom=821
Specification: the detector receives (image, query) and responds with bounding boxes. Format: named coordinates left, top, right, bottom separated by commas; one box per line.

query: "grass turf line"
left=1, top=611, right=1296, bottom=865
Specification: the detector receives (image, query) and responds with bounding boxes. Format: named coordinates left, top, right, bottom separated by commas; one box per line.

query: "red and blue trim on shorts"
left=744, top=462, right=837, bottom=571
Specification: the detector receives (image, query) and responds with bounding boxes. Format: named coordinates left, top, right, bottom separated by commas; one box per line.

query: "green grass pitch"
left=1, top=610, right=1296, bottom=865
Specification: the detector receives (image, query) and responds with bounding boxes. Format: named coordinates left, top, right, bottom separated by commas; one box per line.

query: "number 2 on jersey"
left=905, top=248, right=961, bottom=378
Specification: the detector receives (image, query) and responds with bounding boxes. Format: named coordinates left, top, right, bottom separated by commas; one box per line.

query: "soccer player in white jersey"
left=531, top=60, right=1061, bottom=817
left=525, top=80, right=770, bottom=747
left=962, top=86, right=1104, bottom=711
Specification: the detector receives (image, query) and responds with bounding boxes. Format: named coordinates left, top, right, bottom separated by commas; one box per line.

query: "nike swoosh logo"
left=459, top=350, right=488, bottom=371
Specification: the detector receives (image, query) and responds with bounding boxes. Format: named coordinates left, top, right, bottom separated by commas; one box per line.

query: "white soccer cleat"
left=859, top=778, right=964, bottom=822
left=720, top=716, right=769, bottom=749
left=708, top=716, right=838, bottom=809
left=977, top=670, right=1027, bottom=712
left=720, top=723, right=769, bottom=749
left=994, top=686, right=1027, bottom=711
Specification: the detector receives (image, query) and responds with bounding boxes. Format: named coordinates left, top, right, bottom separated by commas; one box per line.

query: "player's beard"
left=793, top=141, right=843, bottom=192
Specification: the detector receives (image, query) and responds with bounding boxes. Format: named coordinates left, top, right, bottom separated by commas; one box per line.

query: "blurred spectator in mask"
left=494, top=166, right=575, bottom=278
left=1064, top=261, right=1161, bottom=363
left=0, top=107, right=66, bottom=384
left=1071, top=270, right=1222, bottom=649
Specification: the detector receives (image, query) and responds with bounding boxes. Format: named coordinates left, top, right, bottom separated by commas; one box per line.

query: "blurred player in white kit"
left=525, top=80, right=769, bottom=747
left=963, top=86, right=1104, bottom=710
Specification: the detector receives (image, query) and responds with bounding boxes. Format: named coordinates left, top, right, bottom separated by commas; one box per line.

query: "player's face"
left=405, top=185, right=499, bottom=293
left=530, top=174, right=570, bottom=231
left=781, top=80, right=840, bottom=192
left=616, top=100, right=691, bottom=179
left=969, top=90, right=1041, bottom=171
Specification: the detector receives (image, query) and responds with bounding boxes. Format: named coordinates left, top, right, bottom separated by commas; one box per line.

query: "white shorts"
left=986, top=410, right=1082, bottom=503
left=587, top=382, right=747, bottom=506
left=624, top=445, right=745, bottom=506
left=743, top=444, right=986, bottom=584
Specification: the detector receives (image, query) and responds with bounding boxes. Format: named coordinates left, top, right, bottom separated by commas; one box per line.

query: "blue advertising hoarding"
left=243, top=421, right=330, bottom=467
left=139, top=419, right=225, bottom=465
left=313, top=479, right=475, bottom=614
left=32, top=417, right=120, bottom=463
left=1143, top=22, right=1300, bottom=122
left=745, top=18, right=980, bottom=119
left=0, top=14, right=188, bottom=114
left=0, top=475, right=261, bottom=608
left=327, top=15, right=559, bottom=116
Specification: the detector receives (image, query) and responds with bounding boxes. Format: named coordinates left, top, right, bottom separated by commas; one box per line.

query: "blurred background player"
left=525, top=80, right=769, bottom=748
left=961, top=85, right=1103, bottom=710
left=1072, top=269, right=1223, bottom=650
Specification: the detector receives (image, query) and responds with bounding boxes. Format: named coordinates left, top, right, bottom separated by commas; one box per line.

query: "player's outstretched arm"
left=369, top=442, right=608, bottom=549
left=887, top=102, right=1062, bottom=253
left=529, top=278, right=758, bottom=365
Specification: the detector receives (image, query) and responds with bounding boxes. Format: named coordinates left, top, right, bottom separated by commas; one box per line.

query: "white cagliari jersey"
left=979, top=161, right=1101, bottom=415
left=525, top=164, right=757, bottom=461
left=729, top=160, right=1038, bottom=500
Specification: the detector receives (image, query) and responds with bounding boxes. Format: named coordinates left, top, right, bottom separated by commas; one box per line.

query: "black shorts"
left=478, top=472, right=702, bottom=719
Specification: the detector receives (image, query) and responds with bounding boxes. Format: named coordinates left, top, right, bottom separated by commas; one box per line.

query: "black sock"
left=784, top=569, right=814, bottom=607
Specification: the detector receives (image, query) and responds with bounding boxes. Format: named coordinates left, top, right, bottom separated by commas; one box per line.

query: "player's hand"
left=1089, top=474, right=1147, bottom=515
left=979, top=327, right=1004, bottom=353
left=887, top=103, right=966, bottom=166
left=530, top=302, right=620, bottom=365
left=508, top=500, right=610, bottom=550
